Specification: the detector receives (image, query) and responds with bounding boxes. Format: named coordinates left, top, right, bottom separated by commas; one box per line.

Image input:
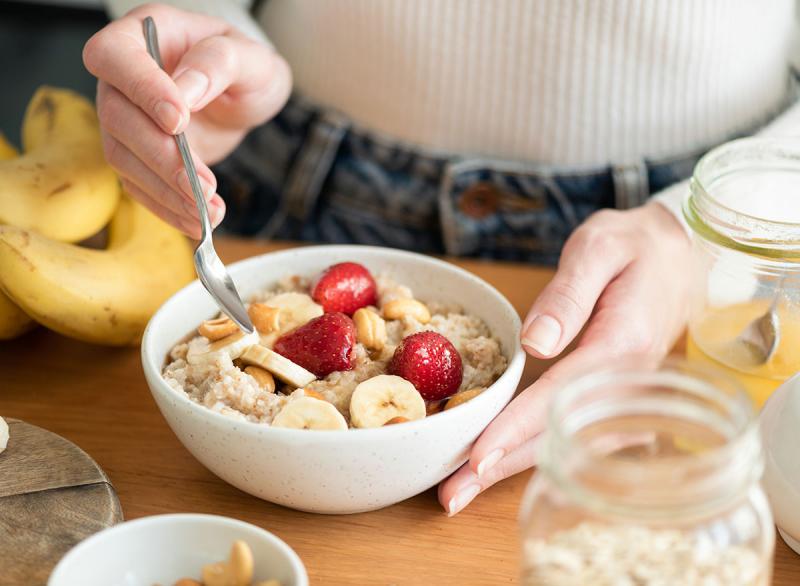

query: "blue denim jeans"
left=214, top=92, right=795, bottom=266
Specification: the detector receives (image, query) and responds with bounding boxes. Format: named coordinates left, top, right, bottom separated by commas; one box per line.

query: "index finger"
left=468, top=266, right=670, bottom=476
left=83, top=5, right=231, bottom=134
left=469, top=342, right=611, bottom=477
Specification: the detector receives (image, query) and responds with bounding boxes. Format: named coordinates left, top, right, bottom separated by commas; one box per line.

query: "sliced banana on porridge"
left=187, top=330, right=259, bottom=365
left=349, top=374, right=426, bottom=428
left=239, top=344, right=316, bottom=388
left=272, top=396, right=348, bottom=430
left=264, top=292, right=323, bottom=331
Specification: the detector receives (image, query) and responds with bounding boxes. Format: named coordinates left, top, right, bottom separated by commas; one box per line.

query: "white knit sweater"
left=107, top=0, right=800, bottom=218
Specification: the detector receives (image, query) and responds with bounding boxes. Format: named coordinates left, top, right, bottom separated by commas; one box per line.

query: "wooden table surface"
left=1, top=238, right=798, bottom=585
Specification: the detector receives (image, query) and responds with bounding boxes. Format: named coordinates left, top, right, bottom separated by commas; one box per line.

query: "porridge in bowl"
left=163, top=262, right=507, bottom=429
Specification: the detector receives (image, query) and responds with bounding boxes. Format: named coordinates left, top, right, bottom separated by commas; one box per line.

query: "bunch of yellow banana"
left=0, top=87, right=195, bottom=345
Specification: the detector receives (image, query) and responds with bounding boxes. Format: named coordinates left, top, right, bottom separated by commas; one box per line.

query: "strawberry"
left=311, top=262, right=377, bottom=315
left=388, top=331, right=463, bottom=401
left=274, top=312, right=356, bottom=378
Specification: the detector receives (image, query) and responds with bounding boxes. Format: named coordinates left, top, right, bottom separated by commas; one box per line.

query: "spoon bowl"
left=736, top=276, right=784, bottom=365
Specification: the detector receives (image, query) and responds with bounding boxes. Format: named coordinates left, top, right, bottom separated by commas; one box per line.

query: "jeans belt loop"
left=612, top=162, right=650, bottom=210
left=282, top=110, right=350, bottom=222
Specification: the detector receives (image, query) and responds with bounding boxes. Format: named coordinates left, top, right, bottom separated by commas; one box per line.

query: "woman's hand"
left=83, top=2, right=291, bottom=237
left=438, top=202, right=692, bottom=514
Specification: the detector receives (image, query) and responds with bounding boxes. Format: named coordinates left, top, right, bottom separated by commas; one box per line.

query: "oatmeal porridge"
left=163, top=262, right=507, bottom=429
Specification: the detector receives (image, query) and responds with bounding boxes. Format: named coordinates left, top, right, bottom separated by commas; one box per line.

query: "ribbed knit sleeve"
left=654, top=97, right=800, bottom=233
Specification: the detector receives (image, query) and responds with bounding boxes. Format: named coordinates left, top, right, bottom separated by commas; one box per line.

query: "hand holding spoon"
left=142, top=16, right=253, bottom=334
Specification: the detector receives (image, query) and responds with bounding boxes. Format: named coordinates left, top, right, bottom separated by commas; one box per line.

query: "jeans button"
left=459, top=182, right=500, bottom=219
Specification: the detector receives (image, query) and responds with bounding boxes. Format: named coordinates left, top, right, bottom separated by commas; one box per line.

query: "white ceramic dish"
left=142, top=245, right=525, bottom=514
left=760, top=372, right=800, bottom=556
left=48, top=514, right=308, bottom=586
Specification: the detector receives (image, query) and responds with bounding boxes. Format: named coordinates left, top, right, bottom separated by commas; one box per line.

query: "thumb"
left=521, top=227, right=631, bottom=358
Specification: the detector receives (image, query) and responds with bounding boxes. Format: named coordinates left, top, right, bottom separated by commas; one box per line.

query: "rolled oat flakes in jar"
left=519, top=359, right=774, bottom=586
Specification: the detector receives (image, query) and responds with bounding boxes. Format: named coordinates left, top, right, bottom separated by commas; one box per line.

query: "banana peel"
left=0, top=87, right=120, bottom=242
left=0, top=196, right=195, bottom=346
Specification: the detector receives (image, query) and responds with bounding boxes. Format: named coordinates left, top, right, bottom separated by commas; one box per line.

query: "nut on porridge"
left=163, top=261, right=507, bottom=429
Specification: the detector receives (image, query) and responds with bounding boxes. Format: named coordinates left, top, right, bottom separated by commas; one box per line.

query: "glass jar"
left=519, top=360, right=773, bottom=585
left=684, top=138, right=800, bottom=408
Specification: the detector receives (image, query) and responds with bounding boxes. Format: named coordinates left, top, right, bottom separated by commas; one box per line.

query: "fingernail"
left=155, top=101, right=184, bottom=134
left=477, top=449, right=505, bottom=478
left=447, top=484, right=481, bottom=517
left=522, top=315, right=562, bottom=357
left=177, top=171, right=215, bottom=201
left=174, top=69, right=209, bottom=109
left=210, top=198, right=225, bottom=227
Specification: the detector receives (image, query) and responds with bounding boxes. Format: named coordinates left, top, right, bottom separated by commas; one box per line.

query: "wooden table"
left=1, top=238, right=798, bottom=585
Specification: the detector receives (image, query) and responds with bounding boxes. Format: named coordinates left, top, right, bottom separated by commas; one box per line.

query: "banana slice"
left=239, top=344, right=316, bottom=388
left=349, top=374, right=426, bottom=428
left=0, top=416, right=8, bottom=454
left=272, top=397, right=348, bottom=430
left=256, top=292, right=323, bottom=347
left=187, top=330, right=259, bottom=365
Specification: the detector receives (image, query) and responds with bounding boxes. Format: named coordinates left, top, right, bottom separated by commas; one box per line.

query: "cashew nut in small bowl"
left=202, top=540, right=253, bottom=586
left=168, top=540, right=282, bottom=586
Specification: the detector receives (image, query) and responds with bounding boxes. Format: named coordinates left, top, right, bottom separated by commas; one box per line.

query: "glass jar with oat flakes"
left=519, top=360, right=774, bottom=586
left=684, top=138, right=800, bottom=408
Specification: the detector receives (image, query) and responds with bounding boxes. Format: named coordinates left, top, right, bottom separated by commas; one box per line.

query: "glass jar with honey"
left=684, top=138, right=800, bottom=408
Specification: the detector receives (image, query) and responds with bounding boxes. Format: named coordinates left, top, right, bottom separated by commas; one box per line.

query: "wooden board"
left=0, top=238, right=798, bottom=585
left=0, top=419, right=122, bottom=586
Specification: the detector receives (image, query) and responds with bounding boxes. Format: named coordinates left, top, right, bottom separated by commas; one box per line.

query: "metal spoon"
left=142, top=17, right=254, bottom=334
left=737, top=284, right=782, bottom=365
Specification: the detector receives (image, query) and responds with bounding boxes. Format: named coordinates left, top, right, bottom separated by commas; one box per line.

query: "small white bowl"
left=761, top=372, right=800, bottom=555
left=141, top=245, right=525, bottom=514
left=48, top=514, right=308, bottom=586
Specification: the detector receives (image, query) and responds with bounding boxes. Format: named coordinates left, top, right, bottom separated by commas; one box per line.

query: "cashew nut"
left=244, top=366, right=276, bottom=393
left=248, top=303, right=281, bottom=333
left=353, top=308, right=387, bottom=350
left=202, top=540, right=254, bottom=586
left=198, top=317, right=239, bottom=341
left=382, top=298, right=431, bottom=324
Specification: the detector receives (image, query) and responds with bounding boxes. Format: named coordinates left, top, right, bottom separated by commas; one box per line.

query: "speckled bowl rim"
left=142, top=245, right=525, bottom=440
left=48, top=513, right=309, bottom=586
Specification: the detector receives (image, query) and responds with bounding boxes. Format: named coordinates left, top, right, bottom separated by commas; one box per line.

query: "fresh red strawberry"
left=274, top=312, right=356, bottom=377
left=311, top=262, right=377, bottom=315
left=388, top=331, right=463, bottom=401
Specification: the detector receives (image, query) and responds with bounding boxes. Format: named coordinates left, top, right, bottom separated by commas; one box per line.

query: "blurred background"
left=0, top=0, right=107, bottom=144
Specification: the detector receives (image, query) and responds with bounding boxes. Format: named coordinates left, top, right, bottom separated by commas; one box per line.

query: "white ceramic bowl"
left=48, top=514, right=308, bottom=586
left=142, top=245, right=525, bottom=514
left=760, top=372, right=800, bottom=555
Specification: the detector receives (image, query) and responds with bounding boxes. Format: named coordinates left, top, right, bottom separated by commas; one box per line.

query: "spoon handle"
left=142, top=16, right=212, bottom=241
